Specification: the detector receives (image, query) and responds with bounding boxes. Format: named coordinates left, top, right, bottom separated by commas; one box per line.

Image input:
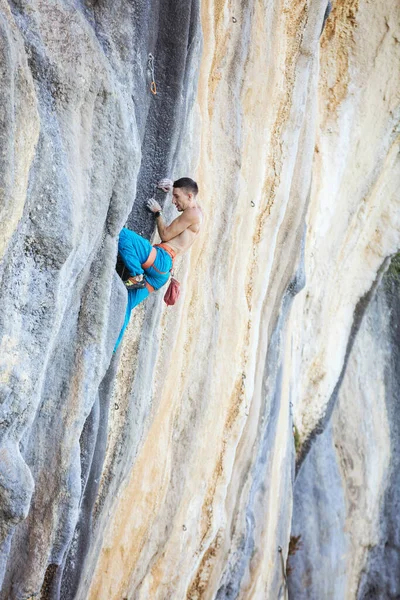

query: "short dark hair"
left=173, top=177, right=199, bottom=196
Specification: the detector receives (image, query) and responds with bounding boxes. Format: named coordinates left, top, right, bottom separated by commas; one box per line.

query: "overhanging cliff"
left=0, top=0, right=399, bottom=599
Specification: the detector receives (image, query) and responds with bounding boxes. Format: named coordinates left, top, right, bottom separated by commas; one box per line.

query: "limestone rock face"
left=288, top=260, right=400, bottom=599
left=0, top=0, right=200, bottom=597
left=291, top=0, right=400, bottom=447
left=0, top=0, right=398, bottom=599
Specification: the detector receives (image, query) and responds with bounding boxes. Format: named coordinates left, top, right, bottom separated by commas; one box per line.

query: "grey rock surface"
left=0, top=0, right=200, bottom=597
left=0, top=0, right=398, bottom=598
left=288, top=256, right=400, bottom=599
left=357, top=260, right=400, bottom=600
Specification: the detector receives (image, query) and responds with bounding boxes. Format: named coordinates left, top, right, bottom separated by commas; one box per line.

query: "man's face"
left=172, top=187, right=191, bottom=211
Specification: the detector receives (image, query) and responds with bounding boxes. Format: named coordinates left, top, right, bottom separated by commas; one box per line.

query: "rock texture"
left=288, top=257, right=400, bottom=599
left=0, top=0, right=398, bottom=599
left=291, top=0, right=400, bottom=449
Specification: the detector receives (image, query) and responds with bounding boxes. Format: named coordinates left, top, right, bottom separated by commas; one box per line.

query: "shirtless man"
left=147, top=178, right=203, bottom=256
left=114, top=177, right=203, bottom=350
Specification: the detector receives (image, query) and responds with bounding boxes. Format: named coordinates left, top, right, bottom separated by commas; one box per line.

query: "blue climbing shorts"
left=114, top=228, right=173, bottom=349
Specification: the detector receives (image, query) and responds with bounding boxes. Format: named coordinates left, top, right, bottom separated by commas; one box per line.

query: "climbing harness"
left=139, top=243, right=179, bottom=302
left=148, top=53, right=157, bottom=95
left=141, top=247, right=157, bottom=269
left=154, top=243, right=177, bottom=263
left=153, top=244, right=181, bottom=305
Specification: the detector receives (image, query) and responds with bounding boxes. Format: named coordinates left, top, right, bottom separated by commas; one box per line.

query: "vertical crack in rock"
left=213, top=233, right=306, bottom=599
left=288, top=252, right=400, bottom=597
left=58, top=353, right=119, bottom=600
left=296, top=256, right=390, bottom=475
left=215, top=306, right=291, bottom=599
left=356, top=255, right=400, bottom=599
left=127, top=0, right=202, bottom=239
left=47, top=2, right=202, bottom=599
left=0, top=0, right=138, bottom=596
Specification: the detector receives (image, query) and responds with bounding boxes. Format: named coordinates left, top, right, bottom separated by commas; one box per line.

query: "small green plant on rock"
left=386, top=252, right=400, bottom=282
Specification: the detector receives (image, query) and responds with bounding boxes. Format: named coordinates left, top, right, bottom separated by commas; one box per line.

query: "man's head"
left=172, top=177, right=199, bottom=211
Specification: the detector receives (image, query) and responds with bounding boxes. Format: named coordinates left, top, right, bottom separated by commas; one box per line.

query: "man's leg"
left=114, top=228, right=153, bottom=350
left=114, top=286, right=149, bottom=351
left=115, top=246, right=172, bottom=351
left=118, top=228, right=153, bottom=276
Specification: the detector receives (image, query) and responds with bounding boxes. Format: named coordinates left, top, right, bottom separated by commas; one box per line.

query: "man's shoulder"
left=184, top=206, right=203, bottom=222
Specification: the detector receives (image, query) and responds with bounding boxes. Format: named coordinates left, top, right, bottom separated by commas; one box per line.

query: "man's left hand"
left=157, top=178, right=173, bottom=193
left=147, top=198, right=162, bottom=213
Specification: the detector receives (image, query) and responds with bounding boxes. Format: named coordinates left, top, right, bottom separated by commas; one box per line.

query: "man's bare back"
left=147, top=180, right=203, bottom=257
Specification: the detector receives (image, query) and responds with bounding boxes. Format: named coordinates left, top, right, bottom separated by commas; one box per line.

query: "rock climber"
left=114, top=177, right=203, bottom=350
